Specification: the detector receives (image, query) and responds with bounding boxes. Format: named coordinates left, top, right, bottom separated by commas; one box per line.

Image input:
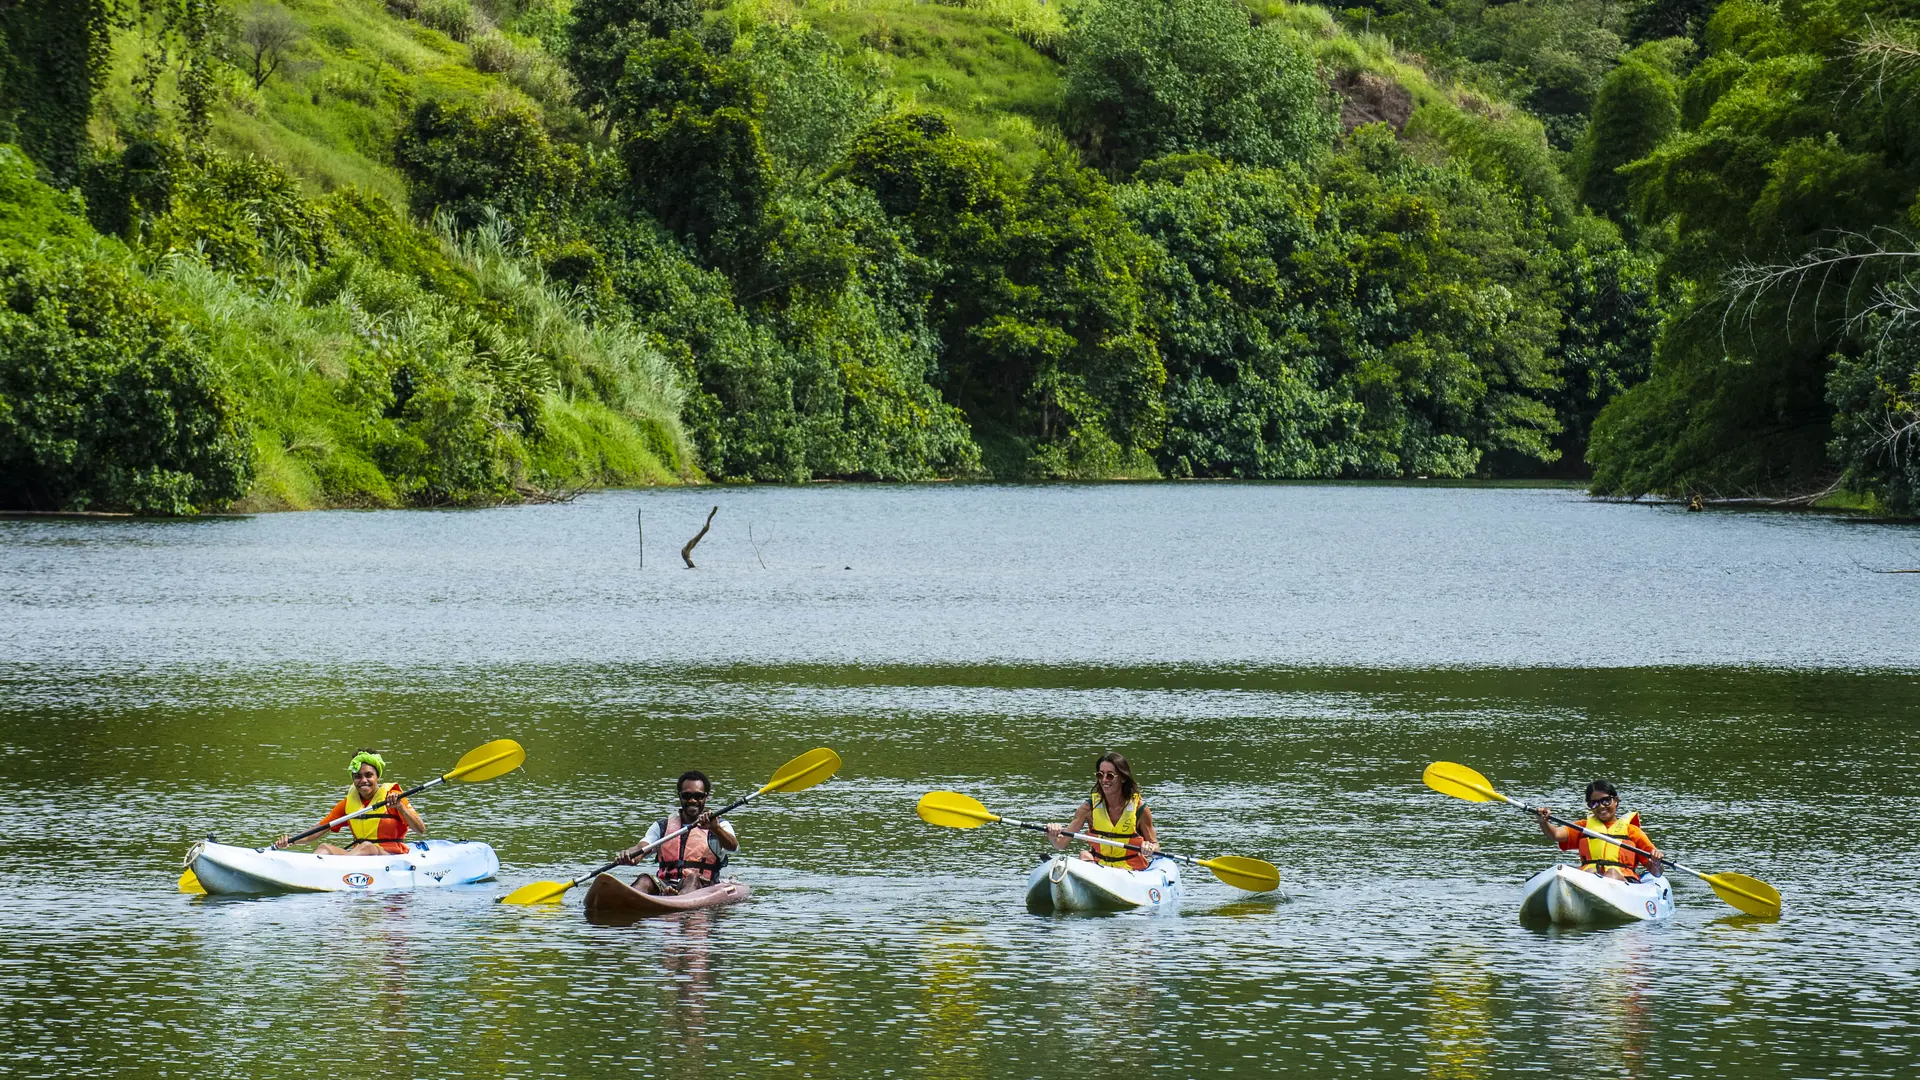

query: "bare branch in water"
left=683, top=506, right=718, bottom=568
left=749, top=521, right=773, bottom=569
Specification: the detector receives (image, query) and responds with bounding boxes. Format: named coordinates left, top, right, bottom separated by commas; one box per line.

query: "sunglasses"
left=1587, top=796, right=1617, bottom=808
left=679, top=789, right=708, bottom=800
left=1097, top=771, right=1119, bottom=780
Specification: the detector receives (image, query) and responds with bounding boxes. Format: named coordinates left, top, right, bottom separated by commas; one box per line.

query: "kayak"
left=1519, top=864, right=1674, bottom=925
left=1026, top=854, right=1182, bottom=913
left=186, top=839, right=499, bottom=895
left=584, top=874, right=751, bottom=921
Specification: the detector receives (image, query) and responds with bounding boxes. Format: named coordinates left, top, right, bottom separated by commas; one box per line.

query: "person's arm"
left=388, top=791, right=426, bottom=835
left=1630, top=823, right=1664, bottom=876
left=1535, top=807, right=1573, bottom=846
left=1136, top=805, right=1159, bottom=856
left=1046, top=804, right=1092, bottom=849
left=701, top=812, right=738, bottom=851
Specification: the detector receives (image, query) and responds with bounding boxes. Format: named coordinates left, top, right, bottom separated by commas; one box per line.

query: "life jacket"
left=1087, top=793, right=1148, bottom=870
left=1576, top=811, right=1648, bottom=881
left=655, top=811, right=726, bottom=889
left=337, top=782, right=410, bottom=852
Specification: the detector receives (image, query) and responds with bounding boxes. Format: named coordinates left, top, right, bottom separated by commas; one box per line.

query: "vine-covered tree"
left=0, top=0, right=119, bottom=182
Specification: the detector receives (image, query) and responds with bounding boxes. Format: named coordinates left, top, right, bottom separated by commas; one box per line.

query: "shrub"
left=0, top=253, right=252, bottom=513
left=416, top=0, right=479, bottom=43
left=394, top=98, right=580, bottom=229
left=468, top=29, right=518, bottom=74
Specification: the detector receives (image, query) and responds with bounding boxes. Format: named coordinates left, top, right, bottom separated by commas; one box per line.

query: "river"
left=2, top=484, right=1916, bottom=1077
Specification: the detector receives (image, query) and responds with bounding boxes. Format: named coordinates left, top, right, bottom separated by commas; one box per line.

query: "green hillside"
left=3, top=1, right=1915, bottom=513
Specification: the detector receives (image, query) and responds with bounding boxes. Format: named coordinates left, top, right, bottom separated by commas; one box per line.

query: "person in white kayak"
left=1536, top=779, right=1664, bottom=881
left=273, top=750, right=425, bottom=856
left=1045, top=752, right=1161, bottom=868
left=614, top=770, right=738, bottom=894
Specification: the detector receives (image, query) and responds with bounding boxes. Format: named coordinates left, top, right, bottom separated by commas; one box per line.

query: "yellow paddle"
left=916, top=790, right=1281, bottom=894
left=1422, top=761, right=1782, bottom=919
left=178, top=739, right=528, bottom=895
left=498, top=747, right=842, bottom=905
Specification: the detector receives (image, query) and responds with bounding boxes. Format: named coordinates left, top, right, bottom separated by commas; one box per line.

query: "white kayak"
left=186, top=839, right=499, bottom=895
left=1519, top=864, right=1674, bottom=925
left=1026, top=854, right=1182, bottom=913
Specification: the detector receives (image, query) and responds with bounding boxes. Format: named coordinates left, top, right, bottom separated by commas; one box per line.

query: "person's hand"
left=696, top=810, right=716, bottom=831
left=614, top=844, right=642, bottom=867
left=1045, top=823, right=1062, bottom=839
left=385, top=790, right=404, bottom=811
left=1535, top=807, right=1553, bottom=828
left=1139, top=841, right=1159, bottom=857
left=272, top=835, right=290, bottom=850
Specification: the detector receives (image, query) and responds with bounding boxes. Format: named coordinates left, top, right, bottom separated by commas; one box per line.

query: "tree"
left=1063, top=0, right=1335, bottom=176
left=237, top=2, right=301, bottom=91
left=564, top=0, right=702, bottom=120
left=1589, top=3, right=1920, bottom=499
left=1575, top=42, right=1686, bottom=223
left=0, top=253, right=253, bottom=514
left=0, top=1, right=120, bottom=182
left=394, top=99, right=580, bottom=230
left=1628, top=0, right=1720, bottom=44
left=611, top=33, right=769, bottom=263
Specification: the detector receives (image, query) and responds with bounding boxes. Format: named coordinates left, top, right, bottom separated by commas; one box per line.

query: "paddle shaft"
left=993, top=813, right=1193, bottom=868
left=562, top=789, right=759, bottom=891
left=1493, top=798, right=1725, bottom=882
left=284, top=774, right=447, bottom=845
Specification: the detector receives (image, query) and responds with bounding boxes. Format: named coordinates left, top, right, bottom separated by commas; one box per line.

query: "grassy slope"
left=775, top=0, right=1068, bottom=169
left=81, top=2, right=688, bottom=510
left=97, top=0, right=534, bottom=200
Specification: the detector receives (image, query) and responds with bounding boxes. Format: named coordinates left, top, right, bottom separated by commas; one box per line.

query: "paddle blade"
left=762, top=747, right=841, bottom=794
left=446, top=739, right=526, bottom=783
left=1200, top=856, right=1280, bottom=894
left=1704, top=872, right=1782, bottom=919
left=916, top=791, right=1000, bottom=829
left=1423, top=761, right=1506, bottom=804
left=498, top=879, right=573, bottom=905
left=177, top=868, right=205, bottom=895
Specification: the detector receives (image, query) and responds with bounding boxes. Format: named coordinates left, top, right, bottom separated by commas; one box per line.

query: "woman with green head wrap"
left=273, top=749, right=426, bottom=856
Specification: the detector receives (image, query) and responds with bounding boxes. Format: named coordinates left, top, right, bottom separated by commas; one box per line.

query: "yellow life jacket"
left=1088, top=793, right=1146, bottom=868
left=1577, top=812, right=1642, bottom=879
left=344, top=782, right=408, bottom=844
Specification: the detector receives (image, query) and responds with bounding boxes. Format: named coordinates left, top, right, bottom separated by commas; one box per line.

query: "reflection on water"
left=1424, top=950, right=1492, bottom=1080
left=919, top=931, right=985, bottom=1080
left=2, top=487, right=1918, bottom=1077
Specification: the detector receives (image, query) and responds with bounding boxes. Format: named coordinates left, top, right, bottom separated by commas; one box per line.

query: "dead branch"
left=748, top=521, right=772, bottom=569
left=682, top=505, right=718, bottom=568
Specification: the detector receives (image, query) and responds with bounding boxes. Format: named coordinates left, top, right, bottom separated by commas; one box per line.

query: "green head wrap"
left=348, top=751, right=386, bottom=777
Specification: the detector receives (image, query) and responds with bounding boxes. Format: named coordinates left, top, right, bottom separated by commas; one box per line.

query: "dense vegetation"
left=0, top=0, right=1913, bottom=512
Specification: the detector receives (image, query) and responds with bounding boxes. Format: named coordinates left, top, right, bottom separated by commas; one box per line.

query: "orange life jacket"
left=1087, top=793, right=1149, bottom=870
left=1576, top=811, right=1651, bottom=881
left=655, top=811, right=726, bottom=889
left=333, top=782, right=410, bottom=851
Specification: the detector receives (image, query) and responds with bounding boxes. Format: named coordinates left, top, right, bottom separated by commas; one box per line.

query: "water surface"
left=2, top=486, right=1916, bottom=1078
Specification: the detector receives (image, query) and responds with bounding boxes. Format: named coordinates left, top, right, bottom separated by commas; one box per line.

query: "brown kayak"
left=583, top=874, right=752, bottom=921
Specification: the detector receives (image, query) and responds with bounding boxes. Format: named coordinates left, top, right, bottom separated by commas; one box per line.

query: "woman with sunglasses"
left=1045, top=752, right=1159, bottom=869
left=1536, top=779, right=1663, bottom=881
left=615, top=770, right=738, bottom=895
